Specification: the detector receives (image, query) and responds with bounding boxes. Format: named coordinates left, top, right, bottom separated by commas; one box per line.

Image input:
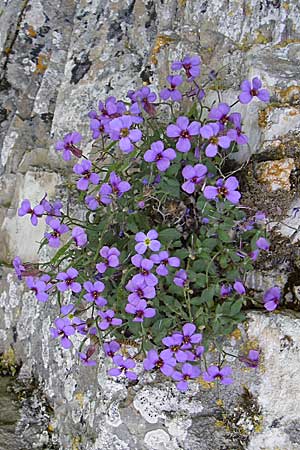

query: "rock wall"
left=0, top=1, right=300, bottom=449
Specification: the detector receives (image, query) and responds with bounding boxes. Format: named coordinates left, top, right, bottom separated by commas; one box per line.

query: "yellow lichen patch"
left=26, top=25, right=37, bottom=38
left=215, top=420, right=225, bottom=427
left=151, top=35, right=175, bottom=65
left=278, top=85, right=300, bottom=104
left=230, top=328, right=242, bottom=340
left=48, top=423, right=55, bottom=433
left=178, top=0, right=186, bottom=6
left=34, top=53, right=49, bottom=74
left=244, top=4, right=253, bottom=16
left=0, top=346, right=18, bottom=376
left=275, top=38, right=300, bottom=48
left=254, top=31, right=269, bottom=45
left=74, top=392, right=84, bottom=407
left=257, top=158, right=295, bottom=192
left=282, top=2, right=289, bottom=9
left=216, top=399, right=224, bottom=407
left=197, top=377, right=215, bottom=389
left=258, top=109, right=268, bottom=128
left=72, top=437, right=81, bottom=450
left=4, top=47, right=11, bottom=55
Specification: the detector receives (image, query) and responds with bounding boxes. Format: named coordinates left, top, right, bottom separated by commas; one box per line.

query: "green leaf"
left=218, top=229, right=232, bottom=243
left=193, top=273, right=207, bottom=288
left=50, top=240, right=72, bottom=266
left=159, top=228, right=181, bottom=243
left=230, top=300, right=243, bottom=316
left=159, top=177, right=180, bottom=198
left=202, top=238, right=219, bottom=250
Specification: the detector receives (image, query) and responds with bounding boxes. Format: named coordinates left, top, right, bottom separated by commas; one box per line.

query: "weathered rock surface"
left=1, top=0, right=300, bottom=449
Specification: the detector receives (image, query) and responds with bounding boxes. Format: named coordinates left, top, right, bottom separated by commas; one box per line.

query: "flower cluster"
left=14, top=55, right=276, bottom=390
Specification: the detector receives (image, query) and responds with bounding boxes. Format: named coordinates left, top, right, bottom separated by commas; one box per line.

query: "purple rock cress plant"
left=14, top=55, right=278, bottom=391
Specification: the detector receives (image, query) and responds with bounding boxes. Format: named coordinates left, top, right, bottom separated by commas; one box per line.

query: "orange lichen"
left=27, top=25, right=37, bottom=38
left=257, top=158, right=295, bottom=191
left=34, top=53, right=49, bottom=74
left=151, top=35, right=175, bottom=65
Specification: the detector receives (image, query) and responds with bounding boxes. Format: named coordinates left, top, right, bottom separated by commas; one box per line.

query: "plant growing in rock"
left=14, top=55, right=276, bottom=391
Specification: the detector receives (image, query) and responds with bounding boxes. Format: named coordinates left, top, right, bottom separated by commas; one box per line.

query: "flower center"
left=210, top=136, right=218, bottom=145
left=250, top=88, right=258, bottom=96
left=180, top=130, right=190, bottom=139
left=144, top=238, right=151, bottom=245
left=218, top=187, right=228, bottom=197
left=183, top=336, right=191, bottom=344
left=137, top=288, right=144, bottom=297
left=121, top=127, right=129, bottom=137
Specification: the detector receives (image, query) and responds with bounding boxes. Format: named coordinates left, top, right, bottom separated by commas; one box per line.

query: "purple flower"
left=98, top=309, right=122, bottom=330
left=83, top=281, right=107, bottom=307
left=18, top=199, right=44, bottom=226
left=109, top=116, right=142, bottom=153
left=73, top=159, right=100, bottom=191
left=173, top=269, right=187, bottom=287
left=172, top=363, right=201, bottom=392
left=99, top=172, right=131, bottom=205
left=144, top=140, right=176, bottom=172
left=162, top=334, right=189, bottom=362
left=143, top=349, right=176, bottom=376
left=56, top=268, right=81, bottom=293
left=90, top=118, right=110, bottom=139
left=125, top=299, right=156, bottom=322
left=125, top=278, right=156, bottom=304
left=72, top=226, right=88, bottom=247
left=96, top=96, right=126, bottom=119
left=134, top=86, right=157, bottom=116
left=108, top=355, right=137, bottom=380
left=160, top=75, right=183, bottom=102
left=233, top=281, right=246, bottom=295
left=78, top=351, right=97, bottom=367
left=195, top=345, right=205, bottom=358
left=208, top=102, right=231, bottom=125
left=40, top=194, right=62, bottom=217
left=263, top=287, right=281, bottom=311
left=96, top=246, right=120, bottom=274
left=240, top=350, right=260, bottom=368
left=50, top=317, right=75, bottom=349
left=202, top=365, right=233, bottom=384
left=79, top=344, right=97, bottom=364
left=249, top=249, right=260, bottom=261
left=13, top=256, right=25, bottom=280
left=60, top=304, right=75, bottom=316
left=131, top=255, right=158, bottom=286
left=174, top=323, right=202, bottom=350
left=55, top=132, right=83, bottom=161
left=171, top=55, right=201, bottom=80
left=150, top=250, right=180, bottom=276
left=44, top=218, right=69, bottom=248
left=220, top=284, right=232, bottom=297
left=135, top=230, right=161, bottom=254
left=26, top=276, right=50, bottom=302
left=227, top=113, right=248, bottom=145
left=181, top=164, right=207, bottom=194
left=85, top=192, right=102, bottom=210
left=204, top=176, right=241, bottom=204
left=239, top=77, right=270, bottom=104
left=104, top=341, right=120, bottom=358
left=256, top=237, right=270, bottom=251
left=200, top=123, right=231, bottom=157
left=166, top=116, right=200, bottom=152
